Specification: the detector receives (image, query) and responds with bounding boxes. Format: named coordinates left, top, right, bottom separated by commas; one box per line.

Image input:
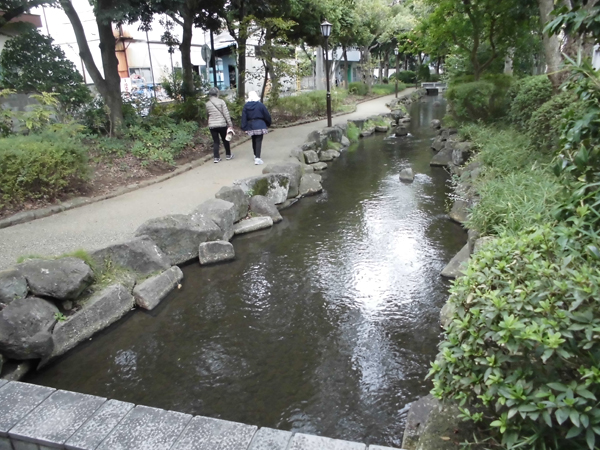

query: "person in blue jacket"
left=241, top=91, right=272, bottom=165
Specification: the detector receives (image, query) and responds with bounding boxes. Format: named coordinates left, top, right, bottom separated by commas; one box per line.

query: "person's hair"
left=208, top=87, right=219, bottom=97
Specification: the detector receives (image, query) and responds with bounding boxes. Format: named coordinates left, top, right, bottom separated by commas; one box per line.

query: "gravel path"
left=0, top=91, right=414, bottom=270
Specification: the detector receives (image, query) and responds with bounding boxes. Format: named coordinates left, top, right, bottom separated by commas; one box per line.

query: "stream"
left=27, top=95, right=466, bottom=448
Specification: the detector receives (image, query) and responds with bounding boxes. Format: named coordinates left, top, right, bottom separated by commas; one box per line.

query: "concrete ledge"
left=0, top=381, right=404, bottom=450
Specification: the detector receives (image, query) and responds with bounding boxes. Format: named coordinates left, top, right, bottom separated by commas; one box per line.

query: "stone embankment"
left=400, top=119, right=497, bottom=450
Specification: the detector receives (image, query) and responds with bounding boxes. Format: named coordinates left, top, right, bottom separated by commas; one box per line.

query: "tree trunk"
left=180, top=7, right=194, bottom=99
left=378, top=59, right=383, bottom=83
left=538, top=0, right=563, bottom=89
left=504, top=48, right=514, bottom=75
left=435, top=57, right=441, bottom=75
left=342, top=46, right=349, bottom=89
left=263, top=31, right=279, bottom=104
left=96, top=18, right=123, bottom=132
left=261, top=64, right=269, bottom=101
left=60, top=0, right=122, bottom=134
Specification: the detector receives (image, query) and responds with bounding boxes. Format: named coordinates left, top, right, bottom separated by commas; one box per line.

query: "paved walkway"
left=0, top=92, right=412, bottom=270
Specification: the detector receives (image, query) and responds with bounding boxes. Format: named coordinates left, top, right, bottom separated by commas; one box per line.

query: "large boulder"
left=41, top=284, right=135, bottom=367
left=133, top=266, right=183, bottom=311
left=0, top=269, right=28, bottom=306
left=311, top=162, right=328, bottom=171
left=340, top=135, right=351, bottom=147
left=233, top=217, right=273, bottom=235
left=307, top=130, right=328, bottom=150
left=135, top=214, right=221, bottom=265
left=17, top=257, right=94, bottom=301
left=399, top=168, right=414, bottom=182
left=290, top=147, right=304, bottom=163
left=394, top=125, right=408, bottom=136
left=452, top=142, right=472, bottom=166
left=198, top=241, right=235, bottom=265
left=390, top=109, right=405, bottom=123
left=322, top=127, right=343, bottom=143
left=0, top=297, right=58, bottom=360
left=249, top=196, right=283, bottom=223
left=303, top=150, right=319, bottom=164
left=192, top=199, right=236, bottom=241
left=319, top=150, right=340, bottom=162
left=299, top=174, right=323, bottom=197
left=441, top=128, right=458, bottom=141
left=449, top=198, right=470, bottom=224
left=430, top=147, right=454, bottom=167
left=440, top=244, right=470, bottom=279
left=234, top=174, right=291, bottom=205
left=262, top=162, right=302, bottom=198
left=90, top=236, right=171, bottom=277
left=431, top=136, right=445, bottom=152
left=430, top=119, right=441, bottom=129
left=215, top=185, right=249, bottom=223
left=402, top=395, right=438, bottom=450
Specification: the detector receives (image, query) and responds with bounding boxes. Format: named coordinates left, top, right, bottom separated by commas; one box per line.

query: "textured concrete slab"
left=9, top=390, right=106, bottom=446
left=289, top=433, right=366, bottom=450
left=173, top=416, right=257, bottom=450
left=0, top=382, right=54, bottom=436
left=0, top=381, right=6, bottom=389
left=65, top=399, right=134, bottom=450
left=247, top=427, right=292, bottom=450
left=233, top=217, right=273, bottom=235
left=369, top=446, right=405, bottom=450
left=440, top=243, right=470, bottom=279
left=95, top=405, right=191, bottom=450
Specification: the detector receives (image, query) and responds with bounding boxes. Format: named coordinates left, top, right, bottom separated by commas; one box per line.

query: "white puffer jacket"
left=206, top=97, right=233, bottom=129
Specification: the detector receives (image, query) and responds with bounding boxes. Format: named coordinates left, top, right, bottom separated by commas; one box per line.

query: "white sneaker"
left=254, top=158, right=264, bottom=165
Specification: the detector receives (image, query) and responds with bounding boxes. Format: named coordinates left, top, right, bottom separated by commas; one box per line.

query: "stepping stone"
left=0, top=382, right=54, bottom=437
left=9, top=390, right=106, bottom=448
left=289, top=433, right=366, bottom=450
left=311, top=162, right=328, bottom=171
left=440, top=244, right=470, bottom=279
left=233, top=217, right=273, bottom=235
left=248, top=428, right=293, bottom=450
left=65, top=399, right=134, bottom=450
left=95, top=405, right=192, bottom=450
left=133, top=266, right=183, bottom=311
left=198, top=241, right=235, bottom=265
left=173, top=416, right=257, bottom=450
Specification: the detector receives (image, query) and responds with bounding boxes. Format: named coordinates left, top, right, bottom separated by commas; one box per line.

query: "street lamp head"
left=321, top=20, right=332, bottom=38
left=394, top=48, right=398, bottom=56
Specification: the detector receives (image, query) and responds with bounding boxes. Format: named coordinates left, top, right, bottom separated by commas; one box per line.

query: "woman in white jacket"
left=206, top=87, right=233, bottom=163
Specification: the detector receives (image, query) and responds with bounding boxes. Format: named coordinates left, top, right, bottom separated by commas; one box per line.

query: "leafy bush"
left=429, top=221, right=600, bottom=450
left=171, top=97, right=207, bottom=123
left=446, top=78, right=512, bottom=123
left=0, top=130, right=88, bottom=206
left=508, top=76, right=553, bottom=129
left=528, top=92, right=584, bottom=153
left=372, top=83, right=405, bottom=95
left=417, top=64, right=431, bottom=81
left=348, top=82, right=368, bottom=96
left=125, top=117, right=197, bottom=165
left=0, top=30, right=92, bottom=113
left=78, top=97, right=110, bottom=135
left=395, top=70, right=417, bottom=84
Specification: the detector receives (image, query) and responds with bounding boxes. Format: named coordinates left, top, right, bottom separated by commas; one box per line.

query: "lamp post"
left=321, top=20, right=332, bottom=127
left=394, top=48, right=399, bottom=98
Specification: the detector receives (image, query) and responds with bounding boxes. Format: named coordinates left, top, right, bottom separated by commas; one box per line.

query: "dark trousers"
left=210, top=127, right=231, bottom=158
left=251, top=135, right=263, bottom=158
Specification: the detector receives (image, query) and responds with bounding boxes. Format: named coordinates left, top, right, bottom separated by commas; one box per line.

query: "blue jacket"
left=241, top=101, right=272, bottom=131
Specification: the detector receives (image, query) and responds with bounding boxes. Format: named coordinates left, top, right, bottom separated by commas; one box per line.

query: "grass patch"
left=372, top=83, right=406, bottom=96
left=463, top=124, right=563, bottom=235
left=327, top=140, right=342, bottom=151
left=347, top=122, right=360, bottom=142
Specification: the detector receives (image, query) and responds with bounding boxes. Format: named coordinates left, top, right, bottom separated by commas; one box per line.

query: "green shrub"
left=429, top=222, right=600, bottom=450
left=126, top=118, right=198, bottom=165
left=346, top=122, right=360, bottom=142
left=446, top=79, right=512, bottom=123
left=508, top=75, right=553, bottom=129
left=372, top=83, right=404, bottom=95
left=0, top=130, right=88, bottom=206
left=394, top=70, right=416, bottom=84
left=417, top=64, right=431, bottom=81
left=79, top=97, right=110, bottom=135
left=171, top=97, right=206, bottom=123
left=348, top=82, right=368, bottom=96
left=528, top=92, right=584, bottom=153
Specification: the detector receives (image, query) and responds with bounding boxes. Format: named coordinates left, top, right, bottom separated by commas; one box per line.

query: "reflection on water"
left=27, top=96, right=465, bottom=447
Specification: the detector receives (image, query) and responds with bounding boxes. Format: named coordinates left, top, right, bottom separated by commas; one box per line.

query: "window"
left=129, top=68, right=153, bottom=84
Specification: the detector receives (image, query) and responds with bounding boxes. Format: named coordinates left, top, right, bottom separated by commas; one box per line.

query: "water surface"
left=28, top=96, right=465, bottom=447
